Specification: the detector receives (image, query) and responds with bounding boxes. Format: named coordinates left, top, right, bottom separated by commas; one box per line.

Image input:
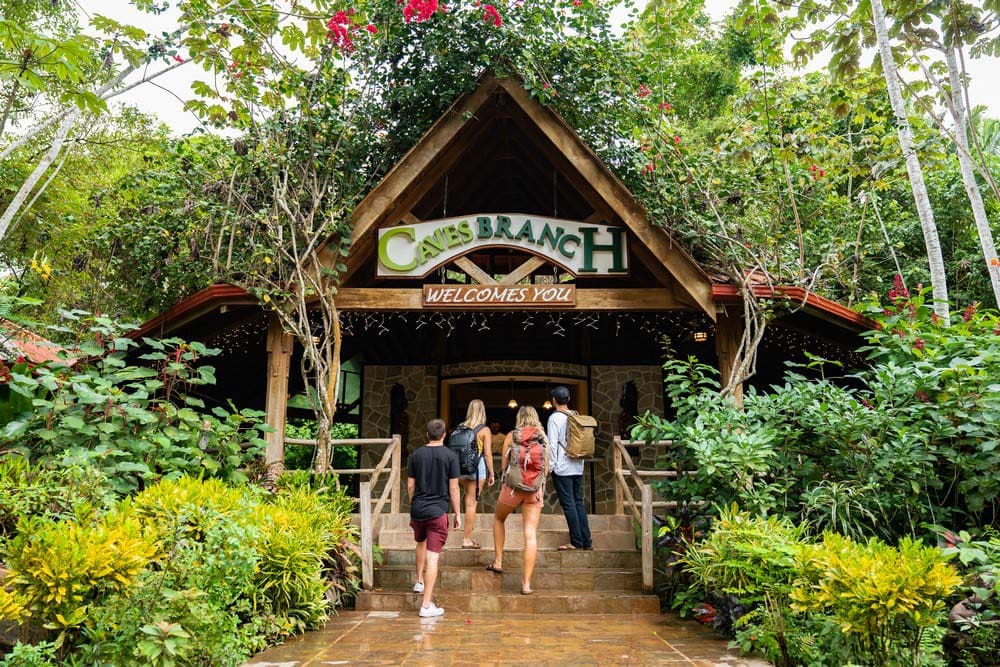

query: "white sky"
left=81, top=0, right=1000, bottom=135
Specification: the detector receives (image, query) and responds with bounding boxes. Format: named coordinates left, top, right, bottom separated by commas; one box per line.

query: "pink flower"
left=403, top=0, right=443, bottom=23
left=326, top=11, right=358, bottom=52
left=819, top=169, right=825, bottom=177
left=637, top=84, right=651, bottom=98
left=366, top=23, right=378, bottom=33
left=483, top=4, right=502, bottom=26
left=573, top=0, right=582, bottom=5
left=811, top=164, right=817, bottom=171
left=673, top=135, right=681, bottom=145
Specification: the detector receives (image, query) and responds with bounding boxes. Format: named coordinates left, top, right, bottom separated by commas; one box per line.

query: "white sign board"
left=377, top=214, right=628, bottom=277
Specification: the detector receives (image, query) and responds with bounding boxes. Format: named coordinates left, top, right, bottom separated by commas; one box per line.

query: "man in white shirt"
left=546, top=386, right=592, bottom=550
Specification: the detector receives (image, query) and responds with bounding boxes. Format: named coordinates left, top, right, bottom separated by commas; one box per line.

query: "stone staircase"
left=354, top=513, right=661, bottom=614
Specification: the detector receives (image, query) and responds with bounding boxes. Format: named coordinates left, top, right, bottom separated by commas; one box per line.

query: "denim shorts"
left=459, top=457, right=487, bottom=481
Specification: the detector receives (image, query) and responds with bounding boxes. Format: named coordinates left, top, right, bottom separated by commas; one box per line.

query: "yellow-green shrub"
left=792, top=533, right=961, bottom=665
left=125, top=476, right=255, bottom=536
left=1, top=513, right=155, bottom=639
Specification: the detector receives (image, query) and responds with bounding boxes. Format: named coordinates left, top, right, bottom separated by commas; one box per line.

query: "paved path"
left=245, top=611, right=771, bottom=666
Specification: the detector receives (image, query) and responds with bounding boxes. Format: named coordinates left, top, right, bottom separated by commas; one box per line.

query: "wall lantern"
left=542, top=400, right=553, bottom=410
left=507, top=378, right=518, bottom=409
left=692, top=331, right=709, bottom=343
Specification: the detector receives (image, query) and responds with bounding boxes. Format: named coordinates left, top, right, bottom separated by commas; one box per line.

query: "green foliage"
left=0, top=640, right=57, bottom=667
left=137, top=621, right=192, bottom=667
left=0, top=315, right=268, bottom=494
left=74, top=476, right=359, bottom=664
left=792, top=533, right=961, bottom=666
left=0, top=512, right=156, bottom=649
left=682, top=505, right=806, bottom=605
left=0, top=457, right=114, bottom=542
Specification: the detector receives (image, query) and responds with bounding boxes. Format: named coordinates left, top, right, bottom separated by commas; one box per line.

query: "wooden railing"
left=284, top=433, right=402, bottom=590
left=611, top=435, right=687, bottom=594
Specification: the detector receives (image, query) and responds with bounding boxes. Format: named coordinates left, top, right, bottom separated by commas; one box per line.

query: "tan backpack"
left=564, top=411, right=597, bottom=459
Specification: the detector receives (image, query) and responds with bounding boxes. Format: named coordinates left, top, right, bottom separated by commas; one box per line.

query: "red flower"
left=172, top=54, right=184, bottom=63
left=916, top=390, right=931, bottom=403
left=366, top=23, right=378, bottom=33
left=819, top=169, right=825, bottom=177
left=888, top=274, right=909, bottom=302
left=913, top=338, right=925, bottom=351
left=963, top=302, right=979, bottom=322
left=403, top=0, right=443, bottom=23
left=810, top=164, right=817, bottom=172
left=637, top=84, right=651, bottom=98
left=931, top=312, right=941, bottom=325
left=573, top=0, right=583, bottom=5
left=658, top=101, right=672, bottom=111
left=692, top=603, right=717, bottom=624
left=673, top=135, right=681, bottom=145
left=643, top=163, right=655, bottom=174
left=483, top=4, right=502, bottom=26
left=326, top=11, right=358, bottom=52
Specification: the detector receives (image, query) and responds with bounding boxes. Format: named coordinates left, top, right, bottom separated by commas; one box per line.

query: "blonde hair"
left=462, top=399, right=487, bottom=429
left=515, top=405, right=542, bottom=429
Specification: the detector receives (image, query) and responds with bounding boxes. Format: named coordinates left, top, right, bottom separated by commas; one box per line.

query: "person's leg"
left=521, top=500, right=543, bottom=593
left=571, top=475, right=592, bottom=548
left=415, top=538, right=427, bottom=587
left=422, top=550, right=440, bottom=608
left=552, top=473, right=583, bottom=548
left=462, top=478, right=479, bottom=544
left=492, top=497, right=514, bottom=570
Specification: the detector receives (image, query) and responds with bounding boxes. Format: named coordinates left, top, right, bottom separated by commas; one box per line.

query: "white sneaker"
left=419, top=602, right=444, bottom=617
left=412, top=580, right=424, bottom=593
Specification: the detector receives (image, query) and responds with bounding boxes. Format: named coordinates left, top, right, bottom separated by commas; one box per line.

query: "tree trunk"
left=870, top=0, right=950, bottom=319
left=0, top=108, right=81, bottom=240
left=945, top=46, right=1000, bottom=307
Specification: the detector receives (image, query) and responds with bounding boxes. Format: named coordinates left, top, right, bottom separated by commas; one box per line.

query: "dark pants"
left=552, top=473, right=591, bottom=548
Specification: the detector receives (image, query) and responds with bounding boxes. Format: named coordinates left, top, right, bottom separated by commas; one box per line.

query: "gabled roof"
left=333, top=73, right=717, bottom=319
left=0, top=318, right=72, bottom=364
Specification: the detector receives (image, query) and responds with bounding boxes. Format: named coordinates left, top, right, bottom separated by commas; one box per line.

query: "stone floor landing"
left=245, top=611, right=772, bottom=666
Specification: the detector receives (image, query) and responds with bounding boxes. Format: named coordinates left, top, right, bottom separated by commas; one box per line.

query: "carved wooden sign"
left=422, top=284, right=576, bottom=308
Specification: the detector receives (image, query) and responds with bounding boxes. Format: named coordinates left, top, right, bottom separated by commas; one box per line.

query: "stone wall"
left=590, top=365, right=665, bottom=514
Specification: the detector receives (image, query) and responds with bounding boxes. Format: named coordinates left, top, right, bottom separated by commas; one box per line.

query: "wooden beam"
left=264, top=314, right=293, bottom=469
left=715, top=311, right=744, bottom=405
left=336, top=287, right=687, bottom=311
left=454, top=256, right=498, bottom=284
left=401, top=211, right=421, bottom=224
left=499, top=256, right=547, bottom=285
left=497, top=79, right=716, bottom=320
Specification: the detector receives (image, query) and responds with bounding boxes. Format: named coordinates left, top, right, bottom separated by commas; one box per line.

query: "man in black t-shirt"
left=407, top=418, right=461, bottom=617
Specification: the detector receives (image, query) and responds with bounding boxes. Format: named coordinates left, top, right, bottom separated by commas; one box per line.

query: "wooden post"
left=641, top=484, right=654, bottom=593
left=613, top=436, right=624, bottom=516
left=715, top=311, right=745, bottom=406
left=390, top=434, right=402, bottom=514
left=360, top=481, right=373, bottom=590
left=264, top=314, right=293, bottom=470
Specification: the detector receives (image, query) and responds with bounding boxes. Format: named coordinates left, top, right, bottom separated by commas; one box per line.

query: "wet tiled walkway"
left=245, top=611, right=771, bottom=666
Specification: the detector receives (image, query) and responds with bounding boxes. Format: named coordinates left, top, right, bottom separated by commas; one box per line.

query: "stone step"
left=355, top=590, right=660, bottom=615
left=374, top=513, right=633, bottom=532
left=374, top=565, right=643, bottom=593
left=377, top=528, right=635, bottom=550
left=380, top=547, right=642, bottom=570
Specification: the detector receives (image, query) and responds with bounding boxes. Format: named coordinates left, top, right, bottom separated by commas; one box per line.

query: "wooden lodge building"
left=135, top=75, right=870, bottom=515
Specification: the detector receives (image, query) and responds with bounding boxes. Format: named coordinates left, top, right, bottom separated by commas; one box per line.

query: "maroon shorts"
left=410, top=514, right=449, bottom=553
